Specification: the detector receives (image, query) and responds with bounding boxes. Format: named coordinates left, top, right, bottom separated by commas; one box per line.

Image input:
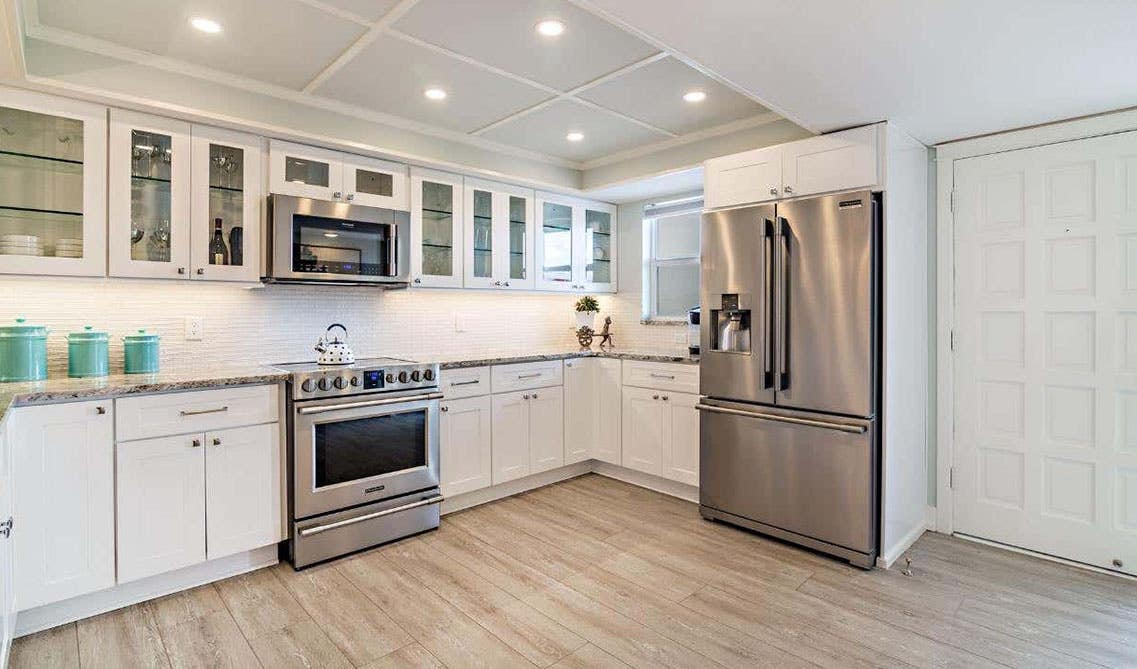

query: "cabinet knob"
left=522, top=394, right=530, bottom=400
left=441, top=406, right=448, bottom=412
left=504, top=281, right=510, bottom=287
left=493, top=280, right=501, bottom=286
left=784, top=186, right=793, bottom=194
left=191, top=439, right=202, bottom=448
left=333, top=191, right=343, bottom=199
left=769, top=188, right=778, bottom=196
left=196, top=268, right=204, bottom=275
left=565, top=362, right=572, bottom=368
left=532, top=392, right=538, bottom=399
left=0, top=517, right=12, bottom=538
left=95, top=406, right=106, bottom=415
left=652, top=394, right=659, bottom=400
left=212, top=437, right=221, bottom=446
left=414, top=278, right=422, bottom=284
left=662, top=395, right=669, bottom=401
left=177, top=267, right=186, bottom=274
left=346, top=193, right=355, bottom=201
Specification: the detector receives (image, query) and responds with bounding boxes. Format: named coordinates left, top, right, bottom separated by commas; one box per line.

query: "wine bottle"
left=209, top=217, right=229, bottom=265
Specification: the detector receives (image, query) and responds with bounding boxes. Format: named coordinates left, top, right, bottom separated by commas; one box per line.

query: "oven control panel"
left=291, top=363, right=439, bottom=400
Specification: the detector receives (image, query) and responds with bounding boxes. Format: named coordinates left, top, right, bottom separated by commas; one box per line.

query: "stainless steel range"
left=274, top=357, right=443, bottom=568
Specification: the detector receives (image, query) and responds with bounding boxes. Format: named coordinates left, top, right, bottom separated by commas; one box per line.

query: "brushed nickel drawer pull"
left=179, top=406, right=229, bottom=417
left=517, top=373, right=542, bottom=379
left=450, top=379, right=481, bottom=386
left=695, top=403, right=867, bottom=434
left=650, top=373, right=676, bottom=380
left=298, top=495, right=445, bottom=537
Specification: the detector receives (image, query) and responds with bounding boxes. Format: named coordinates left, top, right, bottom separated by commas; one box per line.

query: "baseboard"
left=877, top=520, right=927, bottom=569
left=590, top=462, right=700, bottom=503
left=441, top=461, right=593, bottom=514
left=15, top=544, right=278, bottom=637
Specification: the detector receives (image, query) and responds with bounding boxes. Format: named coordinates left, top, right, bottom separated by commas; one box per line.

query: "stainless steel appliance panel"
left=291, top=489, right=441, bottom=568
left=775, top=191, right=876, bottom=416
left=700, top=204, right=776, bottom=405
left=698, top=398, right=877, bottom=555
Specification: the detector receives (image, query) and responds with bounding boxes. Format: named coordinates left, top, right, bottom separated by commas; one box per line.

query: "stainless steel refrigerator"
left=698, top=189, right=880, bottom=568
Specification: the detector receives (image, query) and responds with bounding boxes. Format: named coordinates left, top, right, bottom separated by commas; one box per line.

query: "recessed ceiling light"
left=190, top=17, right=222, bottom=34
left=536, top=20, right=565, bottom=37
left=683, top=90, right=707, bottom=103
left=566, top=132, right=584, bottom=142
left=424, top=88, right=447, bottom=101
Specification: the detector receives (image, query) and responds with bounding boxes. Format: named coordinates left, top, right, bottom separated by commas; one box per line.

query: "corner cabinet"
left=463, top=178, right=534, bottom=290
left=109, top=111, right=263, bottom=281
left=535, top=192, right=616, bottom=293
left=410, top=167, right=464, bottom=288
left=0, top=87, right=107, bottom=277
left=269, top=140, right=408, bottom=210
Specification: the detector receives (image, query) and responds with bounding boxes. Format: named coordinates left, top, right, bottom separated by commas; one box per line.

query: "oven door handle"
left=298, top=494, right=445, bottom=537
left=296, top=392, right=443, bottom=415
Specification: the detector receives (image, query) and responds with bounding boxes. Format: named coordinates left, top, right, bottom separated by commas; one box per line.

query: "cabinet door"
left=662, top=392, right=699, bottom=486
left=535, top=192, right=577, bottom=292
left=621, top=386, right=665, bottom=476
left=440, top=395, right=492, bottom=496
left=0, top=424, right=15, bottom=662
left=563, top=359, right=594, bottom=464
left=0, top=86, right=107, bottom=277
left=594, top=358, right=623, bottom=465
left=410, top=168, right=464, bottom=288
left=463, top=181, right=497, bottom=289
left=205, top=424, right=281, bottom=560
left=269, top=140, right=342, bottom=200
left=497, top=185, right=535, bottom=290
left=704, top=145, right=782, bottom=210
left=190, top=126, right=263, bottom=282
left=780, top=124, right=881, bottom=198
left=11, top=401, right=114, bottom=610
left=581, top=202, right=617, bottom=293
left=117, top=434, right=206, bottom=583
left=491, top=391, right=530, bottom=484
left=108, top=110, right=192, bottom=279
left=343, top=155, right=408, bottom=210
left=529, top=386, right=564, bottom=474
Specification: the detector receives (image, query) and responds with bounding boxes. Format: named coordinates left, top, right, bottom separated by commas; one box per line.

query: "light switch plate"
left=185, top=317, right=203, bottom=340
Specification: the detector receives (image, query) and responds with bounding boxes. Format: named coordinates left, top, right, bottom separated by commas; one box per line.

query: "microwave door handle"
left=763, top=218, right=775, bottom=389
left=778, top=217, right=790, bottom=392
left=386, top=229, right=399, bottom=277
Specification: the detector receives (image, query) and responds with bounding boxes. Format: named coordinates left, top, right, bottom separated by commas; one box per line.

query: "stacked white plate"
left=54, top=237, right=83, bottom=258
left=0, top=234, right=44, bottom=257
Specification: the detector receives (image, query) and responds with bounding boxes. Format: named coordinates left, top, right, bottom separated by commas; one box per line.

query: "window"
left=643, top=196, right=702, bottom=321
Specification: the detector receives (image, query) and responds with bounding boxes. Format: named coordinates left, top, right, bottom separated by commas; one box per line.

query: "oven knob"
left=301, top=378, right=316, bottom=393
left=411, top=370, right=422, bottom=382
left=333, top=376, right=347, bottom=389
left=386, top=373, right=394, bottom=383
left=350, top=376, right=360, bottom=387
left=423, top=369, right=435, bottom=381
left=398, top=371, right=409, bottom=383
left=317, top=377, right=330, bottom=391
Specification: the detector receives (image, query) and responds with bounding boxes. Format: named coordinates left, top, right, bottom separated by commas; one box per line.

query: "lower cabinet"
left=529, top=387, right=565, bottom=474
left=491, top=387, right=564, bottom=485
left=10, top=401, right=115, bottom=611
left=440, top=395, right=492, bottom=496
left=565, top=358, right=621, bottom=465
left=117, top=423, right=279, bottom=583
left=622, top=386, right=700, bottom=485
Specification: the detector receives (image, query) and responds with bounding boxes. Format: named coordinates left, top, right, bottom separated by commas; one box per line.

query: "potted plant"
left=575, top=295, right=600, bottom=329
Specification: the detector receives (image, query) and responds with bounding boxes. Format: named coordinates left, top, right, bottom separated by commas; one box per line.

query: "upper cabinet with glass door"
left=269, top=140, right=407, bottom=211
left=463, top=178, right=533, bottom=290
left=409, top=167, right=463, bottom=288
left=108, top=110, right=192, bottom=279
left=189, top=126, right=263, bottom=282
left=535, top=193, right=617, bottom=293
left=0, top=87, right=107, bottom=277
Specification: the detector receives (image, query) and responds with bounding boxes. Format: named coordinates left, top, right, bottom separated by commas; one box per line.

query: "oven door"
left=293, top=390, right=440, bottom=519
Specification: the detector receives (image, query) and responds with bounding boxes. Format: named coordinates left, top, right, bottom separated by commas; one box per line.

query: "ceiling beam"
left=301, top=0, right=421, bottom=94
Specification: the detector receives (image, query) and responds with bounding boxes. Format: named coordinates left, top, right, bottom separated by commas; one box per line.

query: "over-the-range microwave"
left=264, top=193, right=410, bottom=286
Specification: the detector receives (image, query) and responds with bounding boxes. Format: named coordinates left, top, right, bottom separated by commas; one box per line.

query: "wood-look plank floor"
left=13, top=474, right=1137, bottom=669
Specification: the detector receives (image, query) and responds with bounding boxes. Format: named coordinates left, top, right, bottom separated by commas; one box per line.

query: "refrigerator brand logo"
left=365, top=485, right=386, bottom=494
left=838, top=199, right=864, bottom=208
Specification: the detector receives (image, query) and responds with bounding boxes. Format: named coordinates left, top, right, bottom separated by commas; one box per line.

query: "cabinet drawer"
left=622, top=361, right=699, bottom=394
left=116, top=384, right=280, bottom=441
left=439, top=366, right=491, bottom=399
left=491, top=361, right=563, bottom=393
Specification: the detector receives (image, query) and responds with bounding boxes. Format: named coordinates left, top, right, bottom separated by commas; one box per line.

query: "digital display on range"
left=363, top=369, right=384, bottom=390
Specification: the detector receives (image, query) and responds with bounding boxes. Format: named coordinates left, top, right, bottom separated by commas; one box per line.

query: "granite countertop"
left=428, top=349, right=700, bottom=370
left=0, top=365, right=289, bottom=424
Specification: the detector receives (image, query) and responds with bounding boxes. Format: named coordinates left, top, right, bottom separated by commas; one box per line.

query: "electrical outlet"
left=185, top=317, right=203, bottom=341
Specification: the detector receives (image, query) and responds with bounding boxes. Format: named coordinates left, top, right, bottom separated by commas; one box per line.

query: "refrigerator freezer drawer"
left=698, top=400, right=878, bottom=556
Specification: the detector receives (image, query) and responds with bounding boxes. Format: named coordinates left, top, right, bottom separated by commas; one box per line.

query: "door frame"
left=934, top=107, right=1137, bottom=535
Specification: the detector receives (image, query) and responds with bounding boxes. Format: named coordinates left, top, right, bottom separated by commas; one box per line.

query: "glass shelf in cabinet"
left=0, top=149, right=83, bottom=168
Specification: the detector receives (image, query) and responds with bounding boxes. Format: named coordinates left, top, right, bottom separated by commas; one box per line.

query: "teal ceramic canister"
left=122, top=329, right=160, bottom=374
left=67, top=326, right=110, bottom=378
left=0, top=317, right=48, bottom=382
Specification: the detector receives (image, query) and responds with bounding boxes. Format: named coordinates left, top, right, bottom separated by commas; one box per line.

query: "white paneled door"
left=953, top=129, right=1137, bottom=576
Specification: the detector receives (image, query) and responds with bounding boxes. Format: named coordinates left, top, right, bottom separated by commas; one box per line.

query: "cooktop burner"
left=272, top=357, right=439, bottom=400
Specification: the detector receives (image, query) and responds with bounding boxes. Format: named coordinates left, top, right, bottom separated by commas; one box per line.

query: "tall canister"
left=123, top=329, right=160, bottom=374
left=0, top=318, right=48, bottom=381
left=67, top=326, right=110, bottom=377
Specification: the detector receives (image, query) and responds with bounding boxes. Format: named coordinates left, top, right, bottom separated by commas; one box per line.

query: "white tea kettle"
left=314, top=323, right=355, bottom=365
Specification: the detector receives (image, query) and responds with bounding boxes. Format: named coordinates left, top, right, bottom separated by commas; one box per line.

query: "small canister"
left=123, top=329, right=160, bottom=374
left=67, top=326, right=109, bottom=378
left=0, top=318, right=48, bottom=382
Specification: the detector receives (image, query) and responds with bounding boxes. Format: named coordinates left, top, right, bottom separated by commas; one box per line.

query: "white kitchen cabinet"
left=491, top=390, right=530, bottom=484
left=189, top=125, right=263, bottom=282
left=491, top=360, right=562, bottom=394
left=0, top=423, right=15, bottom=665
left=410, top=167, right=464, bottom=288
left=528, top=386, right=564, bottom=474
left=534, top=192, right=617, bottom=293
left=269, top=140, right=408, bottom=210
left=564, top=358, right=621, bottom=465
left=780, top=124, right=881, bottom=199
left=115, top=384, right=278, bottom=442
left=621, top=386, right=666, bottom=476
left=662, top=391, right=700, bottom=486
left=464, top=177, right=534, bottom=290
left=438, top=366, right=491, bottom=400
left=0, top=86, right=107, bottom=277
left=116, top=434, right=206, bottom=583
left=594, top=358, right=622, bottom=465
left=108, top=109, right=193, bottom=279
left=205, top=424, right=281, bottom=560
left=704, top=144, right=782, bottom=209
left=10, top=401, right=114, bottom=610
left=440, top=395, right=492, bottom=496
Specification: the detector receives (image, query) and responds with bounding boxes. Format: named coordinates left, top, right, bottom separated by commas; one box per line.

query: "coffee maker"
left=687, top=306, right=700, bottom=356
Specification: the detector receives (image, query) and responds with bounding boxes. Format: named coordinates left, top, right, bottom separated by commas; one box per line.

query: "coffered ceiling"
left=20, top=0, right=779, bottom=166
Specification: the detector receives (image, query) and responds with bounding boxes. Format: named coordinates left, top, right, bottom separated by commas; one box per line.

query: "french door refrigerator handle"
left=778, top=217, right=791, bottom=391
left=763, top=218, right=775, bottom=389
left=695, top=402, right=867, bottom=434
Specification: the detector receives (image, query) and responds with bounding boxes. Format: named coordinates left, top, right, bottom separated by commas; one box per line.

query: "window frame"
left=642, top=197, right=703, bottom=323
